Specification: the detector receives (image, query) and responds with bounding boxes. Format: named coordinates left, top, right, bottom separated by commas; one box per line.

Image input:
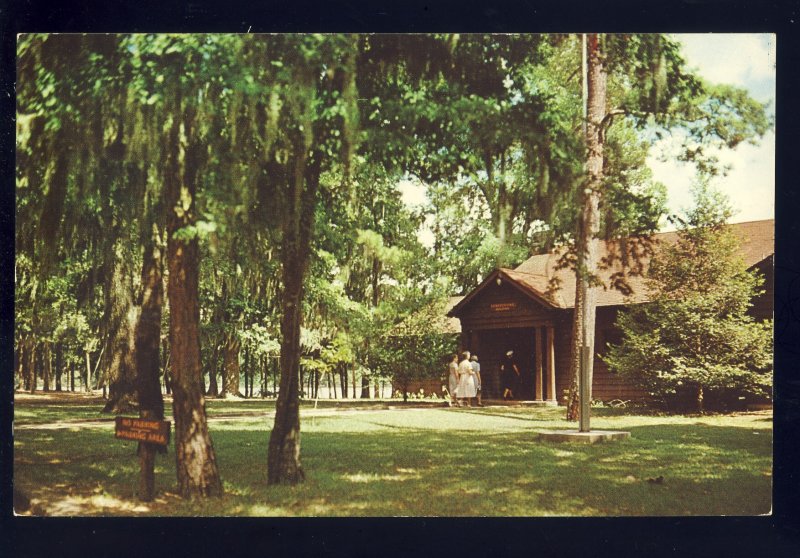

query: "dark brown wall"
left=552, top=311, right=573, bottom=403
left=459, top=281, right=552, bottom=330
left=536, top=308, right=647, bottom=403
left=592, top=307, right=648, bottom=401
left=749, top=256, right=774, bottom=321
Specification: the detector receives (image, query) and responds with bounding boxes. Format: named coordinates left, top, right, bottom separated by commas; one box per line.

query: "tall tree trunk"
left=102, top=241, right=139, bottom=413
left=55, top=343, right=62, bottom=391
left=223, top=333, right=242, bottom=397
left=267, top=147, right=321, bottom=486
left=14, top=340, right=22, bottom=390
left=260, top=356, right=266, bottom=398
left=70, top=359, right=75, bottom=392
left=163, top=342, right=171, bottom=395
left=84, top=351, right=91, bottom=393
left=207, top=343, right=219, bottom=397
left=272, top=357, right=278, bottom=396
left=32, top=344, right=41, bottom=393
left=340, top=364, right=348, bottom=399
left=24, top=339, right=35, bottom=393
left=268, top=255, right=307, bottom=484
left=165, top=88, right=222, bottom=498
left=15, top=342, right=23, bottom=391
left=42, top=343, right=51, bottom=392
left=244, top=348, right=251, bottom=398
left=135, top=229, right=166, bottom=502
left=567, top=33, right=606, bottom=421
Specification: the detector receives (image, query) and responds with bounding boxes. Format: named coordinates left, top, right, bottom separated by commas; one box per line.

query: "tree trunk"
left=103, top=304, right=140, bottom=413
left=244, top=348, right=252, bottom=397
left=262, top=356, right=267, bottom=397
left=23, top=340, right=34, bottom=392
left=267, top=146, right=321, bottom=486
left=135, top=232, right=166, bottom=502
left=696, top=385, right=705, bottom=415
left=268, top=262, right=306, bottom=485
left=54, top=344, right=62, bottom=391
left=102, top=240, right=139, bottom=413
left=165, top=89, right=222, bottom=499
left=42, top=343, right=51, bottom=392
left=242, top=350, right=249, bottom=398
left=340, top=364, right=348, bottom=399
left=70, top=359, right=75, bottom=392
left=32, top=344, right=41, bottom=393
left=162, top=337, right=171, bottom=395
left=567, top=33, right=606, bottom=422
left=360, top=375, right=370, bottom=399
left=272, top=357, right=278, bottom=396
left=222, top=333, right=242, bottom=397
left=84, top=351, right=91, bottom=393
left=207, top=344, right=219, bottom=397
left=14, top=341, right=21, bottom=391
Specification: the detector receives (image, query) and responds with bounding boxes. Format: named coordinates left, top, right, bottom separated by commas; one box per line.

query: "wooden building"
left=447, top=219, right=774, bottom=404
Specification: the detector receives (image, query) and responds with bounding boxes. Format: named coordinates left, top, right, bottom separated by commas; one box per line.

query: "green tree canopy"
left=603, top=183, right=772, bottom=412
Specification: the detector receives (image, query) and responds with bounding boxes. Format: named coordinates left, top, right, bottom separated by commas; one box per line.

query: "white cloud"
left=671, top=33, right=776, bottom=102
left=648, top=130, right=775, bottom=226
left=649, top=34, right=776, bottom=229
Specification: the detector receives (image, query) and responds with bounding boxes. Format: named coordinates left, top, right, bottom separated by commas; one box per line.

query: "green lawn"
left=13, top=393, right=772, bottom=516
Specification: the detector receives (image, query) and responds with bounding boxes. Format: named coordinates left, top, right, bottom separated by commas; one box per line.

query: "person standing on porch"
left=447, top=354, right=459, bottom=407
left=471, top=354, right=482, bottom=407
left=457, top=351, right=477, bottom=407
left=500, top=350, right=520, bottom=400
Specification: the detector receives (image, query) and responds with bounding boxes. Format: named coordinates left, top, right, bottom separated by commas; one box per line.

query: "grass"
left=13, top=393, right=772, bottom=517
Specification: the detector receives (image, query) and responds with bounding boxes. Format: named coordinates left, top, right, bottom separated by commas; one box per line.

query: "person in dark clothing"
left=500, top=350, right=520, bottom=400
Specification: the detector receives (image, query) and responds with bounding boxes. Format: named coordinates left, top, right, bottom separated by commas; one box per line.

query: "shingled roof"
left=455, top=219, right=774, bottom=313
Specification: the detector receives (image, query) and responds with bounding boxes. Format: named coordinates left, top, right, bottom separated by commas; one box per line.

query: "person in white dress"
left=456, top=351, right=477, bottom=407
left=471, top=354, right=482, bottom=406
left=447, top=354, right=459, bottom=406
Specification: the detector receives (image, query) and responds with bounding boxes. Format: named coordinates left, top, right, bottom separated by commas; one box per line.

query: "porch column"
left=534, top=326, right=543, bottom=401
left=546, top=325, right=557, bottom=403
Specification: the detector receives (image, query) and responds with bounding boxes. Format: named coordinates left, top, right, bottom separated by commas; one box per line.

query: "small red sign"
left=490, top=302, right=517, bottom=312
left=115, top=416, right=171, bottom=446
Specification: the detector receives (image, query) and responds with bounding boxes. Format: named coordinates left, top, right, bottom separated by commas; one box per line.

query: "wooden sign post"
left=115, top=416, right=171, bottom=446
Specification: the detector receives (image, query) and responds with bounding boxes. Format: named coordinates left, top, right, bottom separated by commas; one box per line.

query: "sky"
left=399, top=33, right=776, bottom=237
left=650, top=33, right=775, bottom=226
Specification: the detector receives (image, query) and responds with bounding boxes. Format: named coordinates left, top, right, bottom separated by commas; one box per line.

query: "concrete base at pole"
left=537, top=430, right=631, bottom=444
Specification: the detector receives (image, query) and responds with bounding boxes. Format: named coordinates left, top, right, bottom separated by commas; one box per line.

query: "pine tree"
left=603, top=183, right=773, bottom=412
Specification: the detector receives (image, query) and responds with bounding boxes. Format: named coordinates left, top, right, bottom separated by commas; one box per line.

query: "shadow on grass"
left=14, top=415, right=771, bottom=517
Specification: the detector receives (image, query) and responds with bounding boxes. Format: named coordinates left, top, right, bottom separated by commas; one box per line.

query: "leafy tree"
left=373, top=295, right=458, bottom=401
left=565, top=34, right=772, bottom=420
left=603, top=183, right=772, bottom=412
left=365, top=35, right=584, bottom=272
left=236, top=34, right=362, bottom=485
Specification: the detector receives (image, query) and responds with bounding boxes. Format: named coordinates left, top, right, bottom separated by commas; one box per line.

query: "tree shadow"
left=14, top=412, right=772, bottom=516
